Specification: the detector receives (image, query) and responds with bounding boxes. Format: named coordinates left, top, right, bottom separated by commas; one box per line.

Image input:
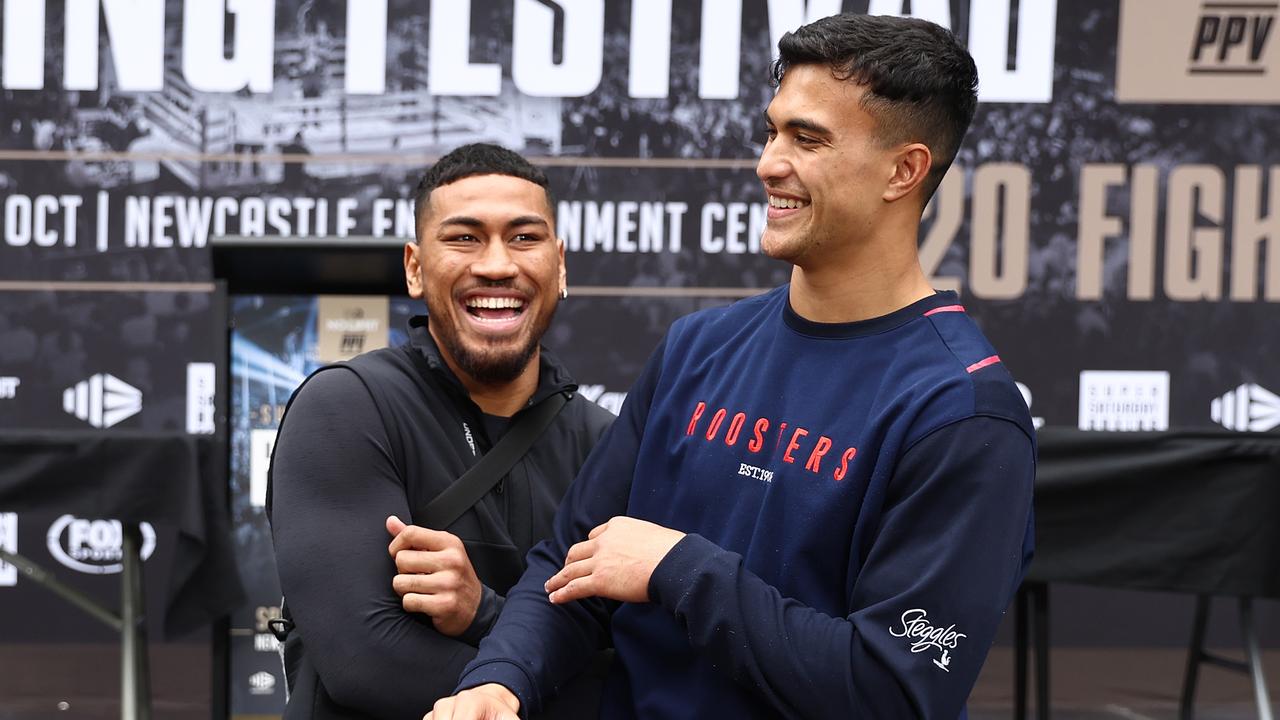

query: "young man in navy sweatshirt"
left=427, top=14, right=1035, bottom=720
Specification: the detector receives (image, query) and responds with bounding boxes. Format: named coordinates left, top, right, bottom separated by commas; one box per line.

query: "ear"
left=556, top=238, right=567, bottom=296
left=883, top=143, right=933, bottom=204
left=403, top=242, right=424, bottom=299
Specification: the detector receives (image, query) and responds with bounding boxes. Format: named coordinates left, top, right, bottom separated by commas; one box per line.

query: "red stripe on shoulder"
left=966, top=355, right=1002, bottom=373
left=924, top=305, right=966, bottom=316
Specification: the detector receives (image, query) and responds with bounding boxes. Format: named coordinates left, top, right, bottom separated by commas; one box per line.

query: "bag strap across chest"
left=400, top=345, right=569, bottom=529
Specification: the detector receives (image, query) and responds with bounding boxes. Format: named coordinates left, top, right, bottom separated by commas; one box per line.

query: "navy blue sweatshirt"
left=457, top=287, right=1036, bottom=719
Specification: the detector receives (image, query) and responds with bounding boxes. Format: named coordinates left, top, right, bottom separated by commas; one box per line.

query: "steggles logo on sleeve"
left=889, top=609, right=967, bottom=673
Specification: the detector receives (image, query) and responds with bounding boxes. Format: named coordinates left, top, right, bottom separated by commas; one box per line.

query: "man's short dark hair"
left=413, top=143, right=554, bottom=236
left=772, top=14, right=978, bottom=202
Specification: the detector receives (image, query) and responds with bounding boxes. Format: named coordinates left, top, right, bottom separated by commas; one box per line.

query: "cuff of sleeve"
left=458, top=585, right=504, bottom=648
left=648, top=533, right=724, bottom=610
left=457, top=660, right=538, bottom=719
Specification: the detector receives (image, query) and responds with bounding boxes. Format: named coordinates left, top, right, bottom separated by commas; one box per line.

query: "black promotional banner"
left=3, top=0, right=1279, bottom=716
left=0, top=289, right=222, bottom=433
left=2, top=0, right=1277, bottom=433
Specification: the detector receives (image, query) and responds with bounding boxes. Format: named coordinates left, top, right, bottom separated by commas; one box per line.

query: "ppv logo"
left=1116, top=0, right=1280, bottom=103
left=316, top=296, right=389, bottom=363
left=1078, top=371, right=1171, bottom=431
left=1190, top=4, right=1275, bottom=75
left=248, top=671, right=277, bottom=695
left=63, top=374, right=142, bottom=429
left=1211, top=383, right=1280, bottom=432
left=45, top=515, right=156, bottom=574
left=0, top=513, right=16, bottom=587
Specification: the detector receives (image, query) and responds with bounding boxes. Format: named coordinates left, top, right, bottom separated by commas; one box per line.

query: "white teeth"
left=466, top=297, right=524, bottom=310
left=768, top=195, right=808, bottom=209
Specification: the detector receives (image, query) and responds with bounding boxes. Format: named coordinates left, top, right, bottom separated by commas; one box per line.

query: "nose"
left=470, top=238, right=519, bottom=280
left=756, top=137, right=791, bottom=185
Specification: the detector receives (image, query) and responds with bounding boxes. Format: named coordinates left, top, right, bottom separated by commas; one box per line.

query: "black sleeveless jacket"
left=268, top=317, right=614, bottom=719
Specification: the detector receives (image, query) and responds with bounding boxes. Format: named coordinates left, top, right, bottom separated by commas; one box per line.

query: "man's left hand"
left=386, top=516, right=483, bottom=637
left=545, top=516, right=685, bottom=604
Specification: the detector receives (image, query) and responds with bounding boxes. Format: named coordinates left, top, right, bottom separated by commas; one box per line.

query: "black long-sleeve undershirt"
left=271, top=368, right=501, bottom=717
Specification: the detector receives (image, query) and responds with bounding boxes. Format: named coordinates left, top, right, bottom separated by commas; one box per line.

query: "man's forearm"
left=455, top=539, right=613, bottom=715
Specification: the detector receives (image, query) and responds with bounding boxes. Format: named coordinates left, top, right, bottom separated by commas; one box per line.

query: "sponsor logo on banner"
left=1116, top=0, right=1280, bottom=103
left=1015, top=382, right=1047, bottom=429
left=1212, top=383, right=1280, bottom=432
left=578, top=385, right=627, bottom=416
left=186, top=362, right=217, bottom=434
left=249, top=429, right=278, bottom=508
left=1078, top=371, right=1171, bottom=431
left=248, top=671, right=277, bottom=695
left=63, top=374, right=142, bottom=429
left=315, top=296, right=389, bottom=363
left=45, top=515, right=156, bottom=574
left=1, top=513, right=17, bottom=587
left=0, top=377, right=19, bottom=400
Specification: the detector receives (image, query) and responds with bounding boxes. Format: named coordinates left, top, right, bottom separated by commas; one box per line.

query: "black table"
left=1015, top=428, right=1280, bottom=719
left=0, top=432, right=243, bottom=719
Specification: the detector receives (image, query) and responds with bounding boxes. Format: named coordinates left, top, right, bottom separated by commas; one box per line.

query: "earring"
left=559, top=287, right=569, bottom=300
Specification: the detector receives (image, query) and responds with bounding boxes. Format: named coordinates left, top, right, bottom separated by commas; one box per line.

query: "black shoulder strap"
left=421, top=391, right=568, bottom=529
left=402, top=345, right=571, bottom=529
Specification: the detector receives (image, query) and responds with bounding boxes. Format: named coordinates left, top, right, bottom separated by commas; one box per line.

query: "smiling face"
left=757, top=64, right=900, bottom=267
left=405, top=173, right=565, bottom=387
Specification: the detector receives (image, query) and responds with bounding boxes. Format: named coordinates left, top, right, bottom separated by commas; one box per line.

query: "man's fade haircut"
left=413, top=143, right=554, bottom=238
left=772, top=13, right=978, bottom=202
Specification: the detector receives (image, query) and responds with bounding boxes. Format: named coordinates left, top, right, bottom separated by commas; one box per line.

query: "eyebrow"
left=762, top=110, right=833, bottom=138
left=438, top=215, right=550, bottom=230
left=439, top=216, right=484, bottom=229
left=506, top=215, right=550, bottom=230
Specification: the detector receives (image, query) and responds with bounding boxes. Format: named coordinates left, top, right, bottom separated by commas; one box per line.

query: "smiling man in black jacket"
left=268, top=144, right=614, bottom=719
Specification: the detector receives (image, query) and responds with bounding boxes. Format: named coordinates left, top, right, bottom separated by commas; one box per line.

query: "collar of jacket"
left=407, top=315, right=578, bottom=410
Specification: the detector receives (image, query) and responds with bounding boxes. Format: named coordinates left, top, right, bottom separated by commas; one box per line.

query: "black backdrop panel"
left=0, top=289, right=224, bottom=434
left=2, top=0, right=1274, bottom=436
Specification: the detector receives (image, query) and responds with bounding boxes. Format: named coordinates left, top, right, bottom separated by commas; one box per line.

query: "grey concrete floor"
left=0, top=643, right=1277, bottom=718
left=969, top=647, right=1279, bottom=720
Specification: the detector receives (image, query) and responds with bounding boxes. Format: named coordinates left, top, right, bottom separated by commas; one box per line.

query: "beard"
left=427, top=292, right=557, bottom=387
left=439, top=326, right=540, bottom=385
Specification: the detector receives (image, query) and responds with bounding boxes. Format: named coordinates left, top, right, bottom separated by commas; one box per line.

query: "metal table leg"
left=1179, top=595, right=1209, bottom=720
left=1032, top=582, right=1050, bottom=720
left=1180, top=595, right=1274, bottom=720
left=1014, top=582, right=1050, bottom=720
left=1238, top=597, right=1274, bottom=720
left=1015, top=586, right=1029, bottom=720
left=121, top=522, right=152, bottom=720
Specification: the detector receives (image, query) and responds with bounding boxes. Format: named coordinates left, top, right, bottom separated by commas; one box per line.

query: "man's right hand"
left=425, top=683, right=521, bottom=720
left=386, top=516, right=483, bottom=637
